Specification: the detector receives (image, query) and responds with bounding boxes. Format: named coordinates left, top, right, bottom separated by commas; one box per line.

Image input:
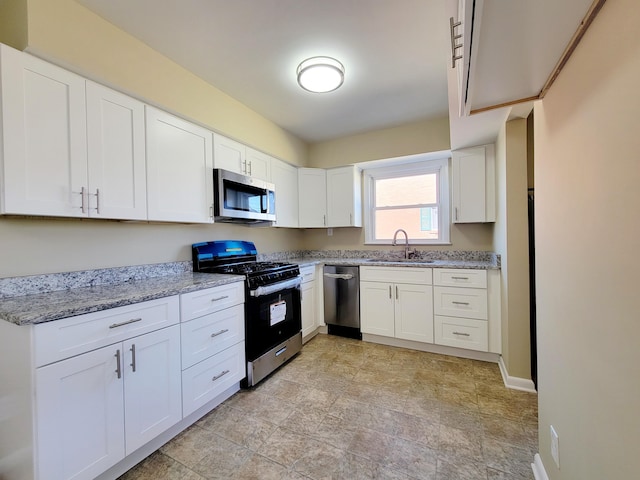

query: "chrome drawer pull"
left=210, top=328, right=229, bottom=338
left=453, top=331, right=471, bottom=337
left=452, top=301, right=470, bottom=306
left=109, top=317, right=142, bottom=329
left=212, top=369, right=230, bottom=382
left=451, top=276, right=469, bottom=280
left=211, top=295, right=229, bottom=302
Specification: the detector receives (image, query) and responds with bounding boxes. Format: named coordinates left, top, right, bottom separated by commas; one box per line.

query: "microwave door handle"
left=261, top=192, right=267, bottom=213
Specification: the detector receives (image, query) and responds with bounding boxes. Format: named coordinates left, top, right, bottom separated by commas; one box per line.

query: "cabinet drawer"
left=433, top=269, right=487, bottom=288
left=180, top=282, right=244, bottom=321
left=434, top=315, right=488, bottom=351
left=299, top=265, right=316, bottom=283
left=360, top=266, right=432, bottom=285
left=181, top=304, right=245, bottom=369
left=433, top=286, right=487, bottom=320
left=182, top=342, right=245, bottom=417
left=34, top=296, right=180, bottom=367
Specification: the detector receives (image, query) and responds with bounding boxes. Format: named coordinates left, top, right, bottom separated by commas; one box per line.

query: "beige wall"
left=308, top=117, right=450, bottom=168
left=303, top=117, right=495, bottom=252
left=493, top=118, right=531, bottom=380
left=0, top=0, right=28, bottom=50
left=24, top=0, right=307, bottom=165
left=534, top=0, right=640, bottom=477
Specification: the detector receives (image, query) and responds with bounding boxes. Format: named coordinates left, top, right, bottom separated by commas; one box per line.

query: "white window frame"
left=363, top=158, right=450, bottom=245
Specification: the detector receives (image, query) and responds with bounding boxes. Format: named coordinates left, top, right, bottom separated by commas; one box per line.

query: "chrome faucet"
left=392, top=229, right=415, bottom=259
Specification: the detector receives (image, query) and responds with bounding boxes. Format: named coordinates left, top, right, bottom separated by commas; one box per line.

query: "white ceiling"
left=78, top=0, right=451, bottom=143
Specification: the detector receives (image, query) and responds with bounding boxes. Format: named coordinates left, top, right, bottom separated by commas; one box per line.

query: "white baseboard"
left=532, top=453, right=549, bottom=480
left=498, top=356, right=537, bottom=392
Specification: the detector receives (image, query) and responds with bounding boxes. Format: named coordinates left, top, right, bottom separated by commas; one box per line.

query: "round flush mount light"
left=296, top=56, right=345, bottom=93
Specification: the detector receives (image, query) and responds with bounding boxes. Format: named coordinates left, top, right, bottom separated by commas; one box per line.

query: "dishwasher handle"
left=323, top=272, right=354, bottom=281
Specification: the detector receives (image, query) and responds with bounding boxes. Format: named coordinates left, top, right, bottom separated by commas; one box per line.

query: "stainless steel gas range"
left=192, top=240, right=302, bottom=387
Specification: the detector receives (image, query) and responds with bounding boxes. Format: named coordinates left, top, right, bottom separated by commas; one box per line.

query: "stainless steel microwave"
left=213, top=168, right=276, bottom=224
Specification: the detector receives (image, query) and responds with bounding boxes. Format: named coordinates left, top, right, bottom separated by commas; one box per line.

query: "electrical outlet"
left=327, top=228, right=333, bottom=236
left=550, top=425, right=560, bottom=468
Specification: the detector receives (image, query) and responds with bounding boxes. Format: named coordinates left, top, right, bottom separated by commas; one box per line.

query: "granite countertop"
left=1, top=249, right=499, bottom=327
left=288, top=257, right=497, bottom=270
left=0, top=272, right=244, bottom=326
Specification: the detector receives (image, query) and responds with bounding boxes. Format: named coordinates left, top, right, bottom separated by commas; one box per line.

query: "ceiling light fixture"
left=296, top=56, right=345, bottom=93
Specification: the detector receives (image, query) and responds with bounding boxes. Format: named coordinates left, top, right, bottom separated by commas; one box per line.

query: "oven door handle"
left=249, top=276, right=302, bottom=297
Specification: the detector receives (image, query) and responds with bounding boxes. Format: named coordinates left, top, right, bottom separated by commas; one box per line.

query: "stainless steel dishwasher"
left=323, top=265, right=361, bottom=339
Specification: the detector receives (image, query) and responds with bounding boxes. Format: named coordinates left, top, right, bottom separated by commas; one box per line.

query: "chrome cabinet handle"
left=451, top=276, right=469, bottom=280
left=212, top=369, right=230, bottom=382
left=389, top=286, right=392, bottom=299
left=211, top=295, right=229, bottom=302
left=350, top=213, right=352, bottom=225
left=453, top=331, right=470, bottom=337
left=248, top=161, right=252, bottom=176
left=115, top=349, right=122, bottom=379
left=109, top=317, right=142, bottom=329
left=130, top=344, right=136, bottom=372
left=74, top=186, right=87, bottom=213
left=90, top=189, right=100, bottom=214
left=323, top=214, right=326, bottom=226
left=210, top=328, right=229, bottom=338
left=452, top=301, right=470, bottom=306
left=395, top=286, right=399, bottom=299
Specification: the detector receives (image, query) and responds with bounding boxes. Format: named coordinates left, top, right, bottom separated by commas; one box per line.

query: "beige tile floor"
left=119, top=334, right=538, bottom=480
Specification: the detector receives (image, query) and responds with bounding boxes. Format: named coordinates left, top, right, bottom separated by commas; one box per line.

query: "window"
left=363, top=158, right=450, bottom=244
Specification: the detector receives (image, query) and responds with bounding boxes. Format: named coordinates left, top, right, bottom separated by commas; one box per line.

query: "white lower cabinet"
left=360, top=267, right=433, bottom=343
left=34, top=299, right=182, bottom=480
left=300, top=265, right=318, bottom=339
left=180, top=283, right=246, bottom=417
left=433, top=269, right=489, bottom=352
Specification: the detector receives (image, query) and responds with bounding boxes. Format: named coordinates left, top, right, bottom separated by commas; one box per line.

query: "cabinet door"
left=452, top=145, right=495, bottom=223
left=301, top=280, right=316, bottom=338
left=394, top=283, right=434, bottom=343
left=245, top=147, right=272, bottom=181
left=1, top=44, right=88, bottom=217
left=298, top=168, right=327, bottom=227
left=145, top=106, right=213, bottom=223
left=36, top=345, right=125, bottom=480
left=270, top=159, right=299, bottom=228
left=360, top=281, right=394, bottom=337
left=327, top=166, right=362, bottom=227
left=86, top=81, right=147, bottom=220
left=123, top=325, right=182, bottom=454
left=213, top=133, right=246, bottom=175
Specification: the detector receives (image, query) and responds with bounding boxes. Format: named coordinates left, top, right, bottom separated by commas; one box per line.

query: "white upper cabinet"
left=86, top=82, right=147, bottom=220
left=270, top=158, right=299, bottom=228
left=145, top=106, right=214, bottom=223
left=452, top=144, right=495, bottom=223
left=213, top=133, right=270, bottom=181
left=298, top=168, right=327, bottom=228
left=0, top=44, right=88, bottom=217
left=326, top=165, right=362, bottom=227
left=213, top=133, right=246, bottom=174
left=298, top=165, right=362, bottom=228
left=245, top=147, right=271, bottom=181
left=0, top=45, right=147, bottom=220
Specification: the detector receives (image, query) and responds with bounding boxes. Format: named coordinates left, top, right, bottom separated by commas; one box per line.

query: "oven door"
left=245, top=279, right=302, bottom=361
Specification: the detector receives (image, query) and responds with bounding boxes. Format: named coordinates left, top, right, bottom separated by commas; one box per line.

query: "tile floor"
left=119, top=334, right=538, bottom=480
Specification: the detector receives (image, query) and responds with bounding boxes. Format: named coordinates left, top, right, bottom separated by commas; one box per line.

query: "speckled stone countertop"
left=260, top=249, right=500, bottom=270
left=0, top=263, right=244, bottom=326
